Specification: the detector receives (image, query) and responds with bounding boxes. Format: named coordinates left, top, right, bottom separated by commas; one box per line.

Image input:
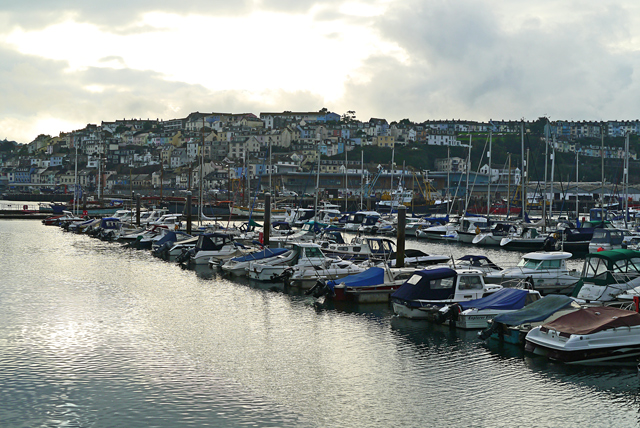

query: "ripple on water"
left=0, top=221, right=639, bottom=428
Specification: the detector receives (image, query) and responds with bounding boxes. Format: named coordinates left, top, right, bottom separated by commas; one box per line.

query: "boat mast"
left=360, top=150, right=364, bottom=210
left=576, top=149, right=579, bottom=220
left=344, top=143, right=348, bottom=212
left=269, top=138, right=272, bottom=193
left=390, top=145, right=395, bottom=200
left=601, top=126, right=605, bottom=208
left=200, top=116, right=204, bottom=225
left=521, top=121, right=525, bottom=217
left=74, top=142, right=78, bottom=215
left=314, top=148, right=320, bottom=221
left=550, top=134, right=555, bottom=223
left=625, top=132, right=630, bottom=228
left=487, top=130, right=491, bottom=218
left=447, top=144, right=450, bottom=215
left=543, top=122, right=549, bottom=231
left=507, top=153, right=511, bottom=218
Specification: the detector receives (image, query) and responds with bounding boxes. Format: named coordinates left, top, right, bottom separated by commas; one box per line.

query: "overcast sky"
left=2, top=1, right=640, bottom=143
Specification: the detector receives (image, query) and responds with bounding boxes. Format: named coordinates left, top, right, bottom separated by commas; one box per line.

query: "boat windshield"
left=517, top=258, right=541, bottom=269
left=304, top=247, right=324, bottom=258
left=582, top=256, right=609, bottom=279
left=458, top=276, right=483, bottom=290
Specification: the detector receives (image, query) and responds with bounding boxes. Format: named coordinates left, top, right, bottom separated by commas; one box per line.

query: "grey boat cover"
left=492, top=295, right=575, bottom=326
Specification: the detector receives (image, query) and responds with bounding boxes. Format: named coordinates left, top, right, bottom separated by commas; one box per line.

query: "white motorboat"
left=471, top=223, right=517, bottom=246
left=248, top=243, right=329, bottom=282
left=288, top=258, right=371, bottom=289
left=343, top=211, right=380, bottom=232
left=190, top=233, right=252, bottom=265
left=391, top=267, right=503, bottom=319
left=572, top=249, right=640, bottom=303
left=525, top=306, right=640, bottom=364
left=220, top=247, right=291, bottom=276
left=484, top=251, right=580, bottom=295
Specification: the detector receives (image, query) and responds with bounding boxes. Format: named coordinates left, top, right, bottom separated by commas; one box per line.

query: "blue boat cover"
left=458, top=288, right=529, bottom=311
left=155, top=231, right=177, bottom=246
left=326, top=267, right=385, bottom=290
left=492, top=294, right=575, bottom=326
left=230, top=247, right=289, bottom=262
left=390, top=268, right=457, bottom=302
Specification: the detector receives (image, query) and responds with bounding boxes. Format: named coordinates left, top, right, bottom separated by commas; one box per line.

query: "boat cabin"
left=589, top=229, right=624, bottom=252
left=391, top=267, right=488, bottom=308
left=572, top=249, right=640, bottom=302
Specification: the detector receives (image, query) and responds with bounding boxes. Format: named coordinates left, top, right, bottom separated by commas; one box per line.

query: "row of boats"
left=42, top=206, right=640, bottom=365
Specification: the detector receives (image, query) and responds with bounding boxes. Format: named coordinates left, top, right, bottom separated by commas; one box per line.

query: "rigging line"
left=464, top=133, right=490, bottom=214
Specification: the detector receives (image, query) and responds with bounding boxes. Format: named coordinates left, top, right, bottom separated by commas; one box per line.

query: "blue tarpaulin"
left=327, top=267, right=385, bottom=290
left=492, top=294, right=575, bottom=326
left=230, top=247, right=289, bottom=263
left=390, top=268, right=457, bottom=302
left=458, top=288, right=530, bottom=311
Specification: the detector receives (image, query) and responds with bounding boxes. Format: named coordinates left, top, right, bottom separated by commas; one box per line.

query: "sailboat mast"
left=487, top=131, right=491, bottom=218
left=360, top=150, right=364, bottom=209
left=199, top=116, right=204, bottom=225
left=625, top=132, right=630, bottom=228
left=345, top=143, right=348, bottom=212
left=550, top=134, right=555, bottom=222
left=447, top=144, right=450, bottom=215
left=74, top=142, right=78, bottom=215
left=507, top=153, right=511, bottom=218
left=521, top=121, right=526, bottom=216
left=314, top=149, right=321, bottom=221
left=601, top=127, right=604, bottom=207
left=575, top=150, right=579, bottom=219
left=543, top=122, right=549, bottom=229
left=269, top=138, right=272, bottom=193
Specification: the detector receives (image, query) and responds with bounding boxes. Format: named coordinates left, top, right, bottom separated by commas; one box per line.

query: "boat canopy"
left=327, top=267, right=385, bottom=290
left=230, top=247, right=289, bottom=263
left=590, top=229, right=624, bottom=245
left=522, top=251, right=572, bottom=261
left=391, top=268, right=457, bottom=302
left=458, top=288, right=531, bottom=311
left=492, top=295, right=575, bottom=326
left=100, top=217, right=121, bottom=229
left=542, top=306, right=640, bottom=335
left=457, top=255, right=500, bottom=270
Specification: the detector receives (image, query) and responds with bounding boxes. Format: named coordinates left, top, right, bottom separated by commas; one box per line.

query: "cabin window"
left=583, top=257, right=608, bottom=279
left=304, top=247, right=323, bottom=258
left=458, top=276, right=483, bottom=290
left=539, top=259, right=561, bottom=270
left=431, top=277, right=454, bottom=290
left=517, top=258, right=540, bottom=269
left=406, top=274, right=422, bottom=285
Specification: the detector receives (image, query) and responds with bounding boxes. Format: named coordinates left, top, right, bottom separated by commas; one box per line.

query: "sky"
left=2, top=1, right=640, bottom=143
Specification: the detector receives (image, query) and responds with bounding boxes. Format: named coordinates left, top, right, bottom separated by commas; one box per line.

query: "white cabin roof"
left=522, top=251, right=572, bottom=261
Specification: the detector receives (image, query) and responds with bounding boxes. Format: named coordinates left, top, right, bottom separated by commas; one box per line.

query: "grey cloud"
left=0, top=45, right=324, bottom=142
left=337, top=0, right=640, bottom=122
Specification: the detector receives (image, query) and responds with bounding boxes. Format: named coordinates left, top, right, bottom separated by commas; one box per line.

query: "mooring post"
left=136, top=194, right=141, bottom=226
left=264, top=193, right=271, bottom=247
left=186, top=191, right=192, bottom=235
left=396, top=205, right=406, bottom=268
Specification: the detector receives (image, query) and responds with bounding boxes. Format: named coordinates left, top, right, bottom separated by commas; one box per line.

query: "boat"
left=151, top=230, right=193, bottom=258
left=479, top=294, right=581, bottom=345
left=220, top=247, right=291, bottom=276
left=357, top=214, right=383, bottom=234
left=343, top=211, right=380, bottom=232
left=499, top=226, right=546, bottom=251
left=247, top=243, right=329, bottom=283
left=287, top=258, right=370, bottom=289
left=588, top=229, right=625, bottom=253
left=484, top=251, right=580, bottom=295
left=448, top=255, right=502, bottom=275
left=390, top=267, right=503, bottom=319
left=310, top=266, right=418, bottom=303
left=435, top=288, right=542, bottom=329
left=189, top=233, right=251, bottom=265
left=524, top=306, right=640, bottom=364
left=471, top=223, right=516, bottom=246
left=572, top=249, right=640, bottom=303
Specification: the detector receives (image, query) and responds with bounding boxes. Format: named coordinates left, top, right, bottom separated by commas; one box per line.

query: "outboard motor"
left=434, top=303, right=462, bottom=324
left=479, top=321, right=499, bottom=340
left=543, top=234, right=557, bottom=251
left=305, top=279, right=335, bottom=299
left=176, top=248, right=194, bottom=264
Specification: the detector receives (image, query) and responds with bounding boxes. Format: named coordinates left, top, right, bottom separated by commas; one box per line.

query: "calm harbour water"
left=1, top=220, right=640, bottom=427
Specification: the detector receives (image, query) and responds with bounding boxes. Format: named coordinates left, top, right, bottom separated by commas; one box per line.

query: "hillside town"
left=1, top=110, right=639, bottom=205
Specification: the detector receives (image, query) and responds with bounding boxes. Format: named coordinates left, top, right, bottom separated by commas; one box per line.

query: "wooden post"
left=264, top=193, right=271, bottom=247
left=396, top=205, right=406, bottom=268
left=186, top=191, right=192, bottom=235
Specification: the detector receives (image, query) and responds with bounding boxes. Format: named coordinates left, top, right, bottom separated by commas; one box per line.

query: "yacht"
left=484, top=251, right=579, bottom=295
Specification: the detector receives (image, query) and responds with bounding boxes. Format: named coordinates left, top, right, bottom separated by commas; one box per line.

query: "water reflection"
left=2, top=220, right=639, bottom=427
